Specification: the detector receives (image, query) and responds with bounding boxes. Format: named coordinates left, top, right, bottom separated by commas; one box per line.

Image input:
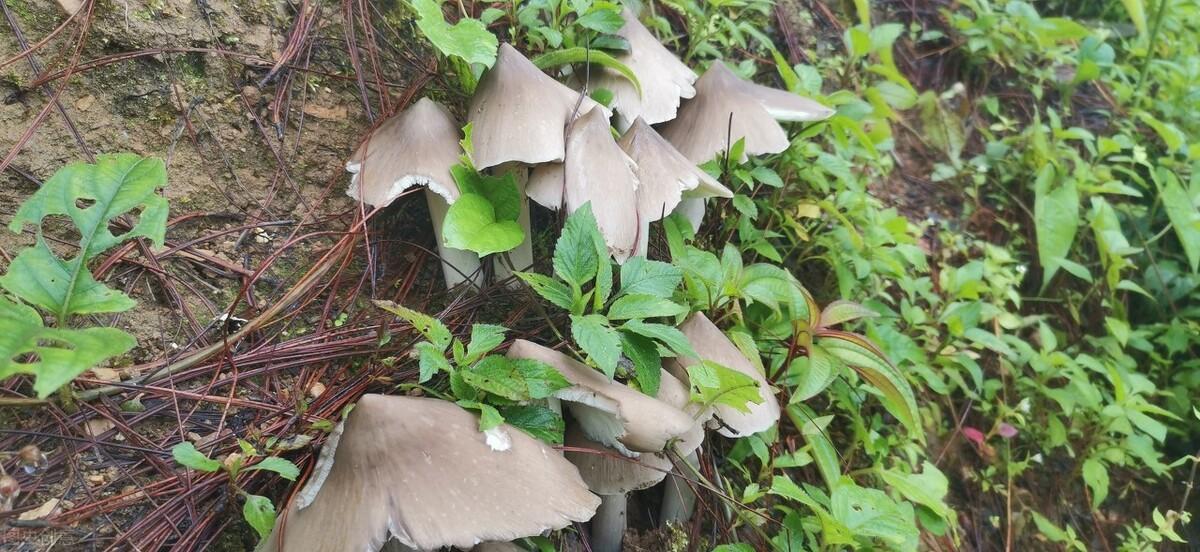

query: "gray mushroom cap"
left=658, top=61, right=833, bottom=164
left=564, top=425, right=671, bottom=495
left=468, top=43, right=608, bottom=170
left=260, top=395, right=599, bottom=552
left=506, top=339, right=694, bottom=455
left=346, top=97, right=462, bottom=207
left=665, top=313, right=781, bottom=437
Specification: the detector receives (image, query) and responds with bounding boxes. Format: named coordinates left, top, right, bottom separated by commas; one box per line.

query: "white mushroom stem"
left=590, top=493, right=627, bottom=552
left=493, top=163, right=534, bottom=286
left=660, top=450, right=700, bottom=525
left=425, top=188, right=484, bottom=290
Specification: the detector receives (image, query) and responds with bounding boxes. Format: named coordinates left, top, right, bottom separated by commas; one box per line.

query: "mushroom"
left=654, top=369, right=711, bottom=525
left=346, top=98, right=482, bottom=289
left=563, top=425, right=671, bottom=552
left=261, top=395, right=599, bottom=552
left=468, top=43, right=610, bottom=279
left=665, top=312, right=781, bottom=438
left=658, top=62, right=834, bottom=229
left=525, top=107, right=641, bottom=263
left=584, top=8, right=697, bottom=132
left=505, top=339, right=694, bottom=456
left=618, top=118, right=732, bottom=255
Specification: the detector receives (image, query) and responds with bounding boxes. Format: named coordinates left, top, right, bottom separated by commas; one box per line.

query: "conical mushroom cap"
left=526, top=107, right=641, bottom=263
left=658, top=62, right=831, bottom=164
left=469, top=43, right=607, bottom=170
left=261, top=395, right=599, bottom=552
left=665, top=313, right=781, bottom=437
left=564, top=425, right=671, bottom=495
left=346, top=98, right=462, bottom=208
left=506, top=340, right=694, bottom=455
left=620, top=118, right=730, bottom=224
left=589, top=9, right=696, bottom=131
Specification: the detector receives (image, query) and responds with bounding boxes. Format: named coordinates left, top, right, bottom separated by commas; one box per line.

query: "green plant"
left=441, top=164, right=526, bottom=256
left=0, top=154, right=168, bottom=398
left=410, top=0, right=499, bottom=92
left=171, top=440, right=299, bottom=539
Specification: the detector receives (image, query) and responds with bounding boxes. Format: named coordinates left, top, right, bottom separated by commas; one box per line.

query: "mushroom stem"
left=425, top=188, right=484, bottom=289
left=590, top=493, right=627, bottom=552
left=493, top=164, right=534, bottom=286
left=660, top=450, right=700, bottom=525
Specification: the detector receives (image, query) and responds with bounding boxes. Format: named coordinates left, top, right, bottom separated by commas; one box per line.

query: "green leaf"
left=1034, top=166, right=1080, bottom=287
left=686, top=360, right=764, bottom=413
left=619, top=320, right=696, bottom=358
left=831, top=481, right=919, bottom=552
left=457, top=399, right=505, bottom=431
left=0, top=296, right=136, bottom=398
left=412, top=0, right=499, bottom=67
left=879, top=461, right=953, bottom=521
left=465, top=324, right=507, bottom=364
left=818, top=300, right=878, bottom=328
left=461, top=356, right=570, bottom=400
left=554, top=204, right=601, bottom=288
left=171, top=442, right=221, bottom=473
left=1159, top=171, right=1200, bottom=273
left=500, top=404, right=565, bottom=444
left=790, top=344, right=840, bottom=403
left=3, top=154, right=168, bottom=320
left=570, top=314, right=621, bottom=377
left=415, top=342, right=451, bottom=383
left=606, top=294, right=687, bottom=320
left=243, top=494, right=277, bottom=540
left=443, top=194, right=525, bottom=256
left=451, top=165, right=522, bottom=221
left=575, top=5, right=625, bottom=33
left=819, top=332, right=921, bottom=434
left=532, top=48, right=641, bottom=97
left=373, top=300, right=452, bottom=350
left=1082, top=457, right=1109, bottom=509
left=618, top=331, right=661, bottom=396
left=516, top=272, right=575, bottom=310
left=618, top=257, right=683, bottom=298
left=1119, top=0, right=1147, bottom=35
left=245, top=457, right=299, bottom=481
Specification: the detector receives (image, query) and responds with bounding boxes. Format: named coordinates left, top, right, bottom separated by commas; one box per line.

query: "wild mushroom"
left=468, top=43, right=610, bottom=278
left=563, top=425, right=671, bottom=552
left=261, top=395, right=599, bottom=552
left=506, top=339, right=694, bottom=456
left=618, top=118, right=732, bottom=255
left=654, top=369, right=711, bottom=525
left=584, top=8, right=697, bottom=132
left=658, top=62, right=834, bottom=229
left=665, top=312, right=781, bottom=438
left=346, top=98, right=482, bottom=289
left=525, top=107, right=641, bottom=263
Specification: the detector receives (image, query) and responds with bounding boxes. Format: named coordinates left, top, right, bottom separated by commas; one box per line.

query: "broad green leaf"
left=554, top=205, right=601, bottom=288
left=465, top=324, right=507, bottom=364
left=516, top=272, right=575, bottom=310
left=819, top=331, right=920, bottom=434
left=373, top=300, right=452, bottom=350
left=460, top=356, right=569, bottom=400
left=0, top=296, right=135, bottom=398
left=450, top=165, right=521, bottom=221
left=793, top=408, right=840, bottom=488
left=790, top=344, right=839, bottom=403
left=1034, top=166, right=1080, bottom=288
left=1082, top=457, right=1109, bottom=509
left=499, top=404, right=565, bottom=444
left=570, top=314, right=621, bottom=377
left=412, top=0, right=499, bottom=67
left=575, top=4, right=624, bottom=33
left=3, top=154, right=168, bottom=320
left=443, top=194, right=525, bottom=256
left=618, top=331, right=661, bottom=396
left=243, top=494, right=277, bottom=539
left=171, top=442, right=221, bottom=473
left=1120, top=0, right=1147, bottom=35
left=415, top=342, right=451, bottom=383
left=245, top=457, right=299, bottom=481
left=457, top=399, right=505, bottom=431
left=619, top=320, right=696, bottom=358
left=686, top=360, right=764, bottom=413
left=879, top=461, right=953, bottom=521
left=606, top=294, right=687, bottom=320
left=1159, top=171, right=1200, bottom=273
left=532, top=48, right=641, bottom=96
left=831, top=481, right=919, bottom=552
left=617, top=257, right=682, bottom=298
left=818, top=300, right=878, bottom=328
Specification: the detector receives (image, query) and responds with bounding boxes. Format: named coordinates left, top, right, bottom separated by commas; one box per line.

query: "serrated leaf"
left=461, top=356, right=570, bottom=400
left=517, top=272, right=575, bottom=310
left=465, top=324, right=507, bottom=364
left=500, top=404, right=565, bottom=444
left=570, top=314, right=621, bottom=377
left=554, top=205, right=601, bottom=288
left=818, top=300, right=878, bottom=328
left=620, top=320, right=696, bottom=358
left=576, top=5, right=625, bottom=33
left=618, top=257, right=682, bottom=298
left=618, top=331, right=661, bottom=396
left=443, top=194, right=525, bottom=256
left=831, top=481, right=919, bottom=552
left=415, top=342, right=451, bottom=383
left=171, top=442, right=220, bottom=473
left=3, top=154, right=167, bottom=320
left=607, top=294, right=687, bottom=320
left=412, top=0, right=499, bottom=67
left=373, top=300, right=452, bottom=350
left=0, top=296, right=136, bottom=398
left=245, top=457, right=299, bottom=481
left=687, top=360, right=763, bottom=413
left=243, top=494, right=277, bottom=539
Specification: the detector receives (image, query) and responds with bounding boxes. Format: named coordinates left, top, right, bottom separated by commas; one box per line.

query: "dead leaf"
left=84, top=419, right=114, bottom=437
left=18, top=498, right=60, bottom=521
left=302, top=103, right=348, bottom=120
left=90, top=367, right=121, bottom=382
left=308, top=382, right=326, bottom=399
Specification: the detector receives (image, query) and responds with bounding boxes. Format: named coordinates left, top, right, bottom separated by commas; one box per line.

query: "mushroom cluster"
left=344, top=9, right=829, bottom=285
